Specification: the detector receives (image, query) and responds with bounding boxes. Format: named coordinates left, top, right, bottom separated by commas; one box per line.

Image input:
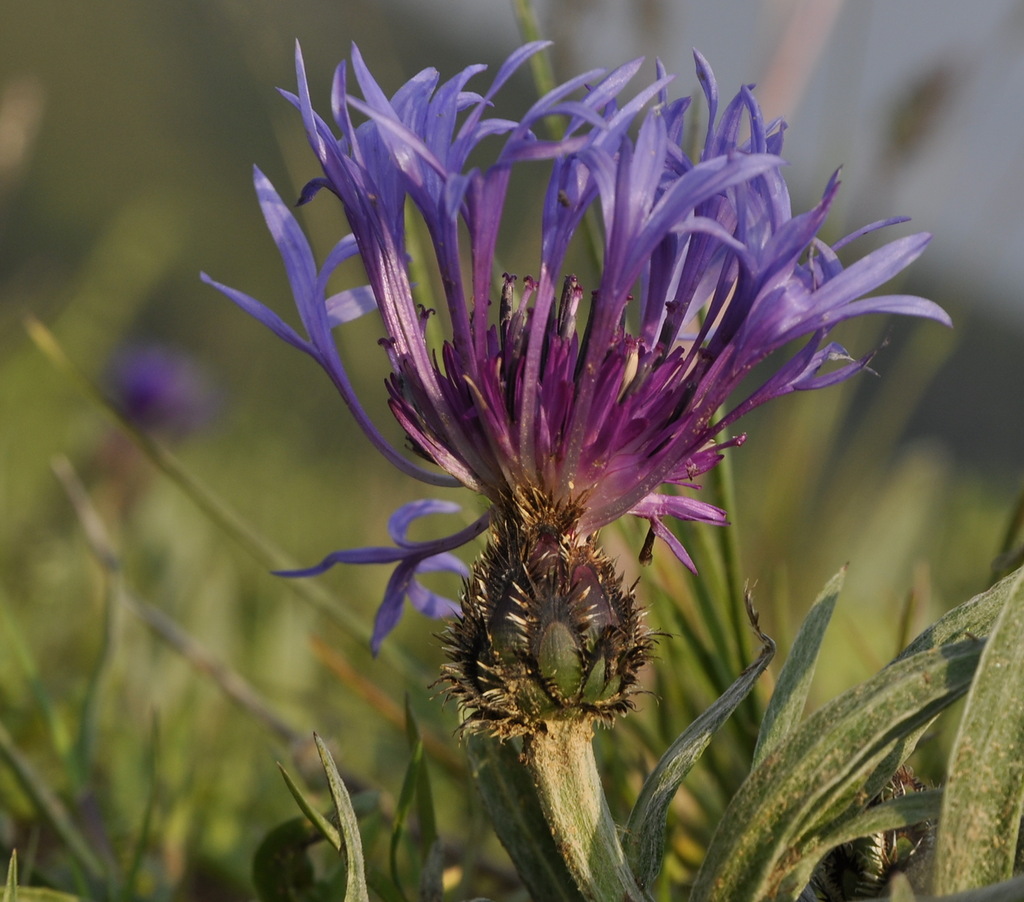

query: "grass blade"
left=25, top=317, right=435, bottom=691
left=0, top=722, right=104, bottom=882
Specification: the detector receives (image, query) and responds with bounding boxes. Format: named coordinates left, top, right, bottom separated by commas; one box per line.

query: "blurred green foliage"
left=2, top=1, right=1022, bottom=899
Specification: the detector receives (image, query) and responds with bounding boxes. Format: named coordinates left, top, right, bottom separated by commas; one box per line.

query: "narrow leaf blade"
left=405, top=699, right=439, bottom=865
left=789, top=788, right=942, bottom=894
left=690, top=640, right=982, bottom=902
left=879, top=873, right=1024, bottom=902
left=624, top=606, right=775, bottom=892
left=314, top=733, right=370, bottom=902
left=934, top=566, right=1024, bottom=891
left=858, top=568, right=1024, bottom=808
left=277, top=762, right=342, bottom=851
left=4, top=851, right=16, bottom=902
left=753, top=567, right=845, bottom=769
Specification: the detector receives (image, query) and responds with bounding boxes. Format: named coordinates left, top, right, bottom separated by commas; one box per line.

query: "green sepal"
left=580, top=655, right=607, bottom=704
left=514, top=679, right=553, bottom=719
left=538, top=621, right=583, bottom=700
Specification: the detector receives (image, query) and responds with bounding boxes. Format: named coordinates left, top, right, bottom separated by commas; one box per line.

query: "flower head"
left=204, top=43, right=948, bottom=704
left=104, top=344, right=219, bottom=438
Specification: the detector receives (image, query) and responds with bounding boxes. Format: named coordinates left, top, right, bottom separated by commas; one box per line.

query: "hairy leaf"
left=690, top=640, right=982, bottom=901
left=933, top=566, right=1024, bottom=891
left=753, top=567, right=845, bottom=769
left=314, top=733, right=370, bottom=902
left=624, top=605, right=775, bottom=891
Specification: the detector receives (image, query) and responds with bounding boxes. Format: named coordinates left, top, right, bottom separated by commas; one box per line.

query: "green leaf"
left=793, top=788, right=942, bottom=892
left=878, top=873, right=1024, bottom=902
left=251, top=817, right=317, bottom=902
left=753, top=567, right=845, bottom=769
left=3, top=856, right=96, bottom=902
left=314, top=733, right=370, bottom=902
left=4, top=852, right=15, bottom=902
left=897, top=568, right=1019, bottom=660
left=624, top=608, right=775, bottom=892
left=390, top=700, right=439, bottom=900
left=465, top=734, right=584, bottom=902
left=405, top=699, right=439, bottom=870
left=887, top=872, right=918, bottom=902
left=831, top=570, right=1023, bottom=842
left=5, top=893, right=97, bottom=902
left=689, top=640, right=982, bottom=902
left=417, top=839, right=443, bottom=902
left=118, top=723, right=159, bottom=902
left=0, top=721, right=104, bottom=882
left=812, top=787, right=940, bottom=852
left=277, top=763, right=342, bottom=852
left=933, top=566, right=1024, bottom=892
left=860, top=567, right=1023, bottom=809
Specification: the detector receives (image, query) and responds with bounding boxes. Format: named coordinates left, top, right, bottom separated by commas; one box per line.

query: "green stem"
left=522, top=720, right=647, bottom=902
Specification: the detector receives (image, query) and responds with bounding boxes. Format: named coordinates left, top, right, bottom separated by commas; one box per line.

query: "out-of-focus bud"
left=104, top=344, right=219, bottom=439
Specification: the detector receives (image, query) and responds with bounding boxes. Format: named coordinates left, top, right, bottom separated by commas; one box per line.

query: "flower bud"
left=441, top=490, right=653, bottom=737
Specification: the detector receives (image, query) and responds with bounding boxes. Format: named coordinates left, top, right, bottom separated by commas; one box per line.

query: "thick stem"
left=522, top=719, right=647, bottom=902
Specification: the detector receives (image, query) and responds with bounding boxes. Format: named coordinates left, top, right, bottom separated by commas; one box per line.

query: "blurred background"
left=2, top=0, right=1023, bottom=898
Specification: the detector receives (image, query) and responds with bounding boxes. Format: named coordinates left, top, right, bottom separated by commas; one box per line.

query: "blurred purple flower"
left=105, top=344, right=219, bottom=439
left=204, top=43, right=948, bottom=650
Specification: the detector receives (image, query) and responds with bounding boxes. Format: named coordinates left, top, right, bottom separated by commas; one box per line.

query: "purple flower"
left=276, top=499, right=476, bottom=655
left=105, top=344, right=219, bottom=438
left=204, top=43, right=948, bottom=652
